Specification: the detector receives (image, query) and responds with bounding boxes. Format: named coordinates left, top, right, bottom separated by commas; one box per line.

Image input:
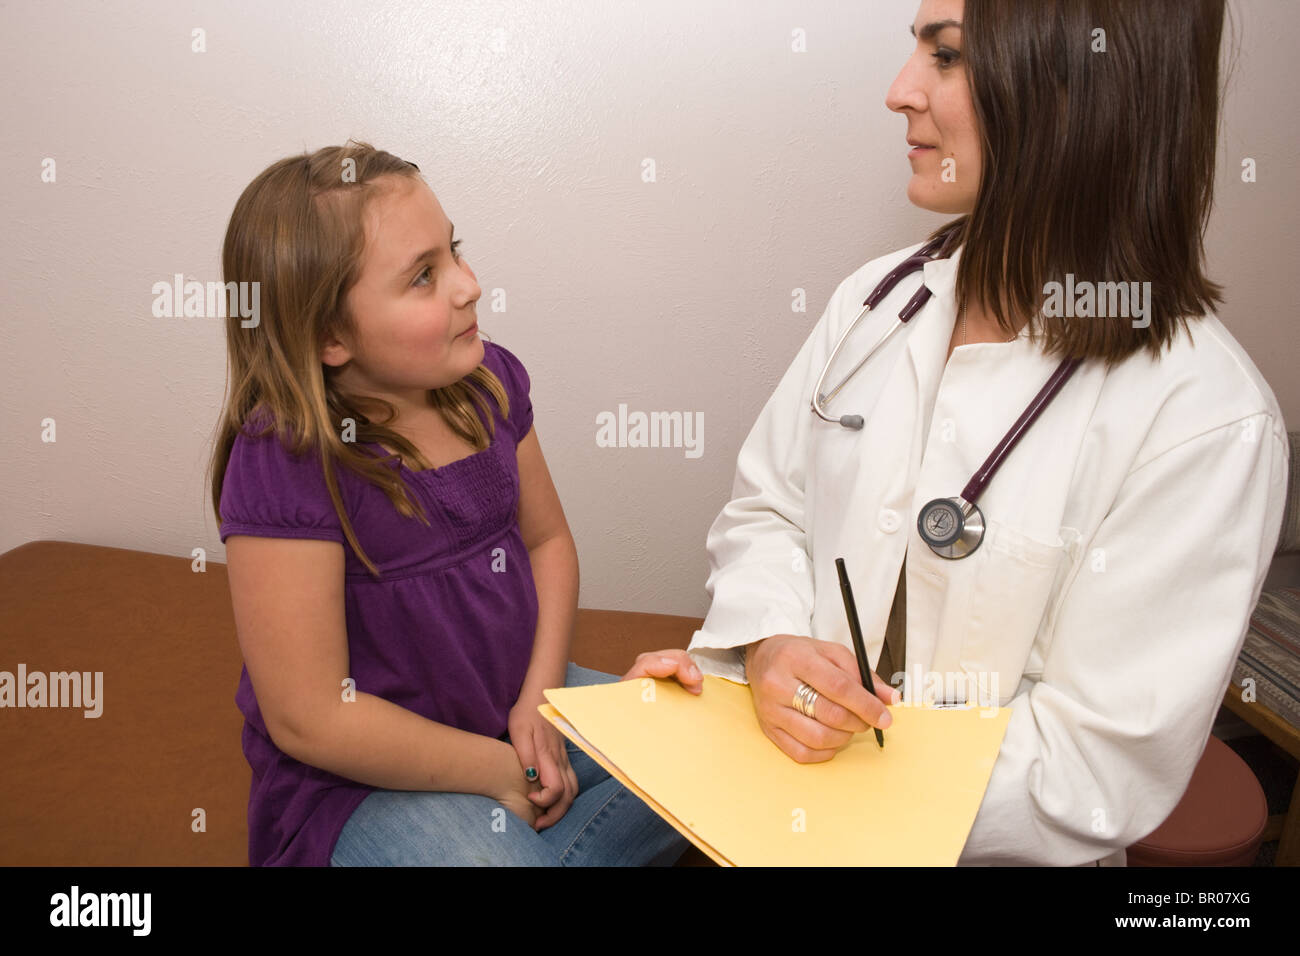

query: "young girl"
left=208, top=141, right=696, bottom=866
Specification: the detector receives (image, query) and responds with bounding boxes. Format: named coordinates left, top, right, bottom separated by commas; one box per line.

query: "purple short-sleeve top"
left=219, top=341, right=539, bottom=866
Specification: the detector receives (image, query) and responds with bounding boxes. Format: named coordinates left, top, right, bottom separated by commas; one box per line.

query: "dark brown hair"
left=206, top=141, right=509, bottom=577
left=932, top=0, right=1231, bottom=364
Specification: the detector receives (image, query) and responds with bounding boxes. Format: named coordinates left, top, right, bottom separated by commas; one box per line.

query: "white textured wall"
left=2, top=0, right=1297, bottom=614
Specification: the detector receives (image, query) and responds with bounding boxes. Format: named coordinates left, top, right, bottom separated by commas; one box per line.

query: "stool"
left=1127, top=734, right=1268, bottom=866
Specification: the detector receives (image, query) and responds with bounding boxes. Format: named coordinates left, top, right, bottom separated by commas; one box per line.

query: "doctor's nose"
left=885, top=55, right=927, bottom=114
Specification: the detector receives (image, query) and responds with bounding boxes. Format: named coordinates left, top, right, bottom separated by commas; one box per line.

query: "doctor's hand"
left=745, top=635, right=899, bottom=763
left=621, top=649, right=704, bottom=694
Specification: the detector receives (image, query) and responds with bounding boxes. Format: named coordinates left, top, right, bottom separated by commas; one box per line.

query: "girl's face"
left=322, top=175, right=483, bottom=417
left=885, top=0, right=980, bottom=214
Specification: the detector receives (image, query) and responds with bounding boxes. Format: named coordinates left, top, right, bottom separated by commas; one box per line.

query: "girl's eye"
left=932, top=47, right=959, bottom=69
left=412, top=240, right=465, bottom=288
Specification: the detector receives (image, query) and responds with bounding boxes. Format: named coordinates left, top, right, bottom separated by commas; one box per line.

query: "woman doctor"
left=623, top=0, right=1288, bottom=866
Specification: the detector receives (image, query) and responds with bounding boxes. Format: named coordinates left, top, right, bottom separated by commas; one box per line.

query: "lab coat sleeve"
left=957, top=413, right=1289, bottom=865
left=687, top=282, right=850, bottom=684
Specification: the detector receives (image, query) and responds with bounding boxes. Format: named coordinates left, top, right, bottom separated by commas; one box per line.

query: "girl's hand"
left=506, top=695, right=579, bottom=830
left=621, top=649, right=705, bottom=694
left=491, top=742, right=543, bottom=830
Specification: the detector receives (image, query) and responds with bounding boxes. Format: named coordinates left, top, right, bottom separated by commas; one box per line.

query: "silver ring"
left=793, top=682, right=820, bottom=720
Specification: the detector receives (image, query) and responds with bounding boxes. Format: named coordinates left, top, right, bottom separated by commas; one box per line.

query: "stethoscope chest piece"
left=918, top=496, right=985, bottom=559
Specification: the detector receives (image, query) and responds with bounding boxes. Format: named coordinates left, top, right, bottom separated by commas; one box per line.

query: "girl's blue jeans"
left=329, top=663, right=691, bottom=866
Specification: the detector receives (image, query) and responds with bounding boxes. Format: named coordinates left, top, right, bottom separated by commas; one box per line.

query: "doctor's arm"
left=618, top=313, right=825, bottom=691
left=957, top=414, right=1288, bottom=865
left=618, top=314, right=825, bottom=692
left=678, top=277, right=893, bottom=757
left=684, top=310, right=824, bottom=684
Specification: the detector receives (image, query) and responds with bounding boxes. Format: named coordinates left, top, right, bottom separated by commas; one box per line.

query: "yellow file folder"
left=540, top=675, right=1011, bottom=866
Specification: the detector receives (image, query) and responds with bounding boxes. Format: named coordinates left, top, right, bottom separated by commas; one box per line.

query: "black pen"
left=835, top=557, right=886, bottom=748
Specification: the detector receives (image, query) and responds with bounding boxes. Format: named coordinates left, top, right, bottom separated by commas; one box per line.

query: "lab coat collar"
left=907, top=244, right=963, bottom=397
left=921, top=241, right=962, bottom=305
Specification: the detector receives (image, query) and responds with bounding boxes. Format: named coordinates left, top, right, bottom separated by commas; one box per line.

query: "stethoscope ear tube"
left=813, top=238, right=946, bottom=430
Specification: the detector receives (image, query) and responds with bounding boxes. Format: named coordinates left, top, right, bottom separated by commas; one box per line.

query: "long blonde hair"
left=207, top=140, right=509, bottom=578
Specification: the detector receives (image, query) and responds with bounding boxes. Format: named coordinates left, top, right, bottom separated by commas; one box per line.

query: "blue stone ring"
left=524, top=767, right=539, bottom=782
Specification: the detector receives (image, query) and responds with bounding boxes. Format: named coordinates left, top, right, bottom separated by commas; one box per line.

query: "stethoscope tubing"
left=961, top=356, right=1081, bottom=506
left=817, top=314, right=902, bottom=409
left=812, top=237, right=945, bottom=423
left=810, top=233, right=1082, bottom=559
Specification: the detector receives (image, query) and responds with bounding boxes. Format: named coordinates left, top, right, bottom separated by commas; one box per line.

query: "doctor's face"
left=885, top=0, right=981, bottom=214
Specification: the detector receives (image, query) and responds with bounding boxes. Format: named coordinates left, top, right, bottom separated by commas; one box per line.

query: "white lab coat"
left=687, top=240, right=1289, bottom=866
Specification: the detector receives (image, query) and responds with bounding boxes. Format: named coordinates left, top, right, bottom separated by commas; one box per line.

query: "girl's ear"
left=320, top=333, right=352, bottom=368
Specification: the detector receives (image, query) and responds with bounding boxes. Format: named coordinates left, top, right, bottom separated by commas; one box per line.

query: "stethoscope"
left=810, top=235, right=1081, bottom=559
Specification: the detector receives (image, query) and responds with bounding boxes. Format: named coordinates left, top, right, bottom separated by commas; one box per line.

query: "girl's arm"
left=501, top=424, right=580, bottom=825
left=226, top=534, right=524, bottom=799
left=514, top=425, right=578, bottom=698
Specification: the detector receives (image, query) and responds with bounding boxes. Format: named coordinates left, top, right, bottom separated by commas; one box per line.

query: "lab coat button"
left=878, top=508, right=900, bottom=533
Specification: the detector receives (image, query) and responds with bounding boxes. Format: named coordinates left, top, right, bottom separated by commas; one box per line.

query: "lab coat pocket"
left=960, top=520, right=1070, bottom=706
